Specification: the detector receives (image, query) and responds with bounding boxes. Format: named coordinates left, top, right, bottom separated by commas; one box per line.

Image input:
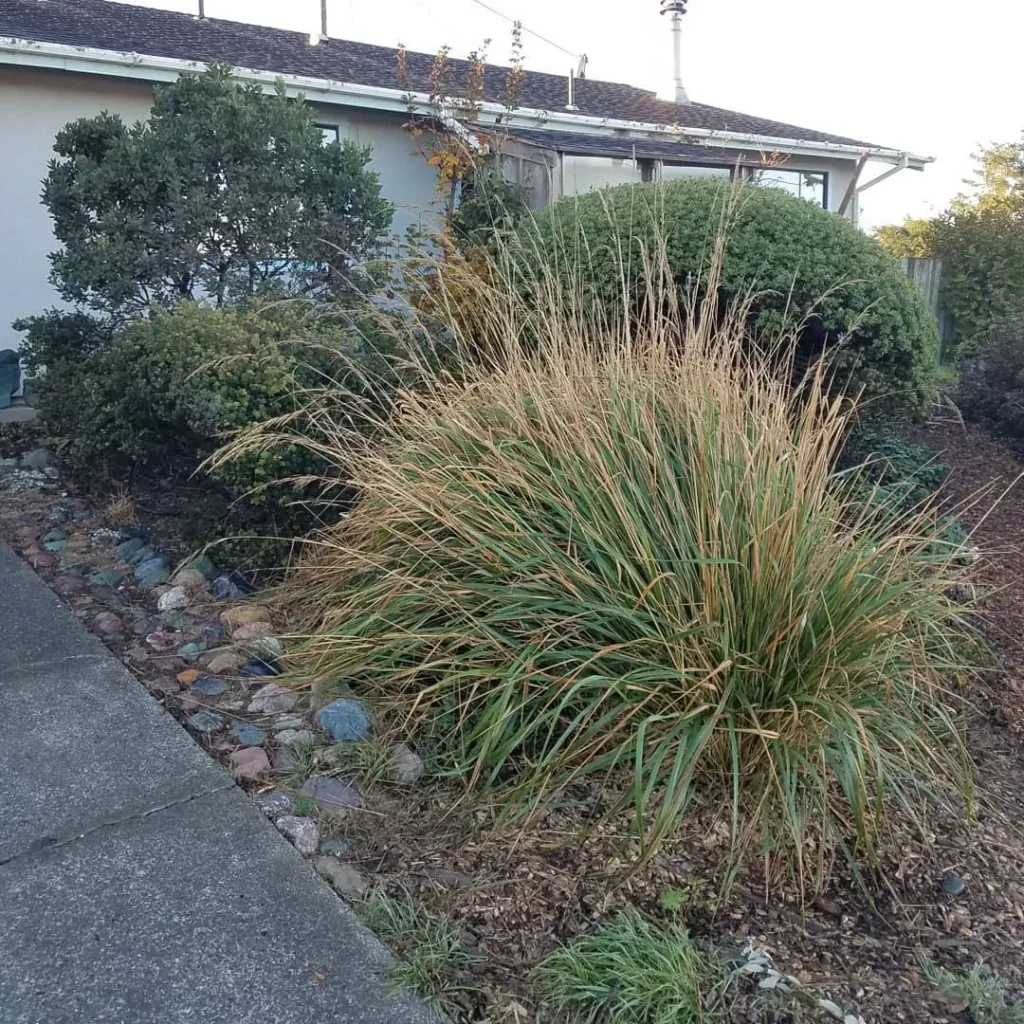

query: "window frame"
left=317, top=123, right=341, bottom=145
left=748, top=166, right=830, bottom=209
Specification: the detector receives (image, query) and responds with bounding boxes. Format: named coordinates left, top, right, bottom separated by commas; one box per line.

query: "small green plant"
left=658, top=888, right=687, bottom=914
left=533, top=909, right=722, bottom=1024
left=279, top=741, right=319, bottom=789
left=918, top=957, right=1024, bottom=1023
left=357, top=888, right=483, bottom=1010
left=838, top=425, right=971, bottom=559
left=325, top=738, right=395, bottom=788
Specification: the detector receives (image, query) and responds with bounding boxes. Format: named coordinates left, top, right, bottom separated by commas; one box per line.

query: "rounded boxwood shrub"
left=516, top=179, right=939, bottom=416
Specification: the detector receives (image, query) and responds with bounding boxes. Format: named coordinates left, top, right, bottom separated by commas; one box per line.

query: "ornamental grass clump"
left=269, top=227, right=975, bottom=887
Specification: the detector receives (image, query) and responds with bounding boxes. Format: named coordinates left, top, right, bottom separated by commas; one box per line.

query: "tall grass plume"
left=221, top=201, right=977, bottom=888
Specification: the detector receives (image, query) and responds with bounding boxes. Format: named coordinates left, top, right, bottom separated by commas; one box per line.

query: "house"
left=0, top=0, right=931, bottom=348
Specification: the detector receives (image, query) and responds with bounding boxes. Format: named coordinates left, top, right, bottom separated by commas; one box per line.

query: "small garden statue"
left=0, top=350, right=21, bottom=410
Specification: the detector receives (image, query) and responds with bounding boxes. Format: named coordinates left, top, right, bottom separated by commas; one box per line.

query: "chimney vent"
left=310, top=0, right=328, bottom=45
left=566, top=68, right=579, bottom=111
left=659, top=0, right=691, bottom=105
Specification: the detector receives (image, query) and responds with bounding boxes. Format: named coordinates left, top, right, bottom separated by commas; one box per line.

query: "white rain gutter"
left=0, top=36, right=934, bottom=170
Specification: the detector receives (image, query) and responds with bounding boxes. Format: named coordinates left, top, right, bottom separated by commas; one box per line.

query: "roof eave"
left=0, top=36, right=934, bottom=168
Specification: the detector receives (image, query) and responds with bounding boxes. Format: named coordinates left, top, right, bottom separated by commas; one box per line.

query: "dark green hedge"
left=517, top=179, right=939, bottom=415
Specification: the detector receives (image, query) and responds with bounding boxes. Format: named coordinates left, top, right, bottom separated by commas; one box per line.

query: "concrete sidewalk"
left=0, top=544, right=438, bottom=1024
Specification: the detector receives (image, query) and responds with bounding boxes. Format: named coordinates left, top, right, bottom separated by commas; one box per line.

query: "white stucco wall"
left=0, top=67, right=155, bottom=348
left=310, top=103, right=442, bottom=241
left=0, top=66, right=442, bottom=350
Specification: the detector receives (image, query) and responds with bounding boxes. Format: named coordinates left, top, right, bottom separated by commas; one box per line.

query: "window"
left=317, top=124, right=340, bottom=145
left=562, top=155, right=644, bottom=196
left=660, top=163, right=731, bottom=182
left=751, top=168, right=828, bottom=208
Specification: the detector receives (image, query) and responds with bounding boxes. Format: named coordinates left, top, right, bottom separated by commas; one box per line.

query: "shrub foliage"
left=282, top=243, right=973, bottom=885
left=516, top=179, right=939, bottom=415
left=958, top=309, right=1024, bottom=441
left=42, top=65, right=393, bottom=318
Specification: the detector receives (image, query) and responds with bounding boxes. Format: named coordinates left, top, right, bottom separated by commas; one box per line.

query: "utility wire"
left=465, top=0, right=579, bottom=58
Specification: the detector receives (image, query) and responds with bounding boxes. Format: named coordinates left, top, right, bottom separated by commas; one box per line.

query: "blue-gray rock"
left=241, top=659, right=278, bottom=678
left=43, top=529, right=66, bottom=545
left=316, top=699, right=371, bottom=743
left=232, top=722, right=267, bottom=747
left=188, top=711, right=225, bottom=733
left=272, top=749, right=295, bottom=773
left=175, top=641, right=206, bottom=660
left=20, top=448, right=53, bottom=470
left=188, top=554, right=218, bottom=580
left=134, top=554, right=168, bottom=577
left=134, top=555, right=168, bottom=579
left=127, top=544, right=157, bottom=567
left=203, top=624, right=225, bottom=645
left=72, top=511, right=93, bottom=522
left=138, top=568, right=170, bottom=590
left=212, top=575, right=247, bottom=600
left=321, top=838, right=351, bottom=857
left=302, top=776, right=361, bottom=813
left=942, top=875, right=966, bottom=897
left=43, top=539, right=68, bottom=553
left=115, top=538, right=144, bottom=561
left=191, top=677, right=228, bottom=698
left=49, top=506, right=70, bottom=523
left=255, top=789, right=292, bottom=818
left=115, top=526, right=144, bottom=544
left=88, top=569, right=124, bottom=588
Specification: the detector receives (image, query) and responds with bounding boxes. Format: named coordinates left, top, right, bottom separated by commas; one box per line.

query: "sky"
left=118, top=0, right=1020, bottom=230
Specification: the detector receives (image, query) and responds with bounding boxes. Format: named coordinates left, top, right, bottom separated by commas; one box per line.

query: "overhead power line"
left=465, top=0, right=580, bottom=59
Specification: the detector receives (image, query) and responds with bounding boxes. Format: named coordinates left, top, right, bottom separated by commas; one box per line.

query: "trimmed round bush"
left=516, top=179, right=939, bottom=416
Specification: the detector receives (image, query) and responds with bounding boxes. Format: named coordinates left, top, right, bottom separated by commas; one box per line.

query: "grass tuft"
left=232, top=211, right=978, bottom=888
left=919, top=957, right=1024, bottom=1023
left=533, top=909, right=721, bottom=1024
left=357, top=888, right=483, bottom=1011
left=103, top=484, right=137, bottom=527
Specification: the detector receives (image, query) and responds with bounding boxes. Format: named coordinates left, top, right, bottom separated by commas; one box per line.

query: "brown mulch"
left=7, top=420, right=1024, bottom=1023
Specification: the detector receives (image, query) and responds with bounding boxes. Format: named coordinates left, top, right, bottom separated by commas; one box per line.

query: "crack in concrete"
left=0, top=783, right=236, bottom=867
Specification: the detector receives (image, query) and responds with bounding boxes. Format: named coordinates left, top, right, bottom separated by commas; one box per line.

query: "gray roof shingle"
left=0, top=0, right=876, bottom=148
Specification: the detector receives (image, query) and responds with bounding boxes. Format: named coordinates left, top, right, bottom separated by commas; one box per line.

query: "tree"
left=42, top=65, right=393, bottom=318
left=940, top=136, right=1024, bottom=347
left=874, top=217, right=940, bottom=259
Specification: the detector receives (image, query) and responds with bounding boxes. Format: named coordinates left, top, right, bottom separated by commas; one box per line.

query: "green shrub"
left=515, top=179, right=939, bottom=416
left=534, top=910, right=720, bottom=1024
left=13, top=309, right=111, bottom=376
left=958, top=309, right=1024, bottom=440
left=284, top=247, right=974, bottom=886
left=839, top=424, right=970, bottom=555
left=27, top=302, right=352, bottom=564
left=43, top=302, right=298, bottom=473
